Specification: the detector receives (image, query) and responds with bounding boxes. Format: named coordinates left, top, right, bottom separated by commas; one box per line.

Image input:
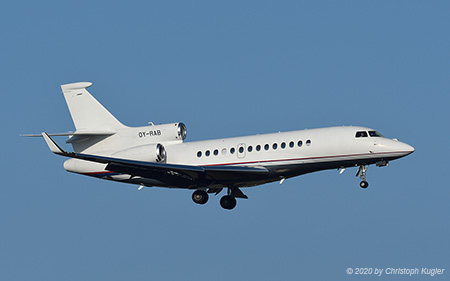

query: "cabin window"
left=273, top=143, right=278, bottom=150
left=264, top=144, right=269, bottom=151
left=214, top=149, right=219, bottom=156
left=230, top=147, right=235, bottom=154
left=222, top=148, right=227, bottom=155
left=197, top=151, right=202, bottom=158
left=369, top=131, right=383, bottom=137
left=289, top=141, right=294, bottom=148
left=281, top=142, right=286, bottom=149
left=256, top=145, right=261, bottom=151
left=205, top=150, right=211, bottom=157
left=298, top=140, right=303, bottom=147
left=248, top=146, right=253, bottom=152
left=356, top=131, right=368, bottom=138
left=239, top=146, right=244, bottom=153
left=306, top=140, right=311, bottom=146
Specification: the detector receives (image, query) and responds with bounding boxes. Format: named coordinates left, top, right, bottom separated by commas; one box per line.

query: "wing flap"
left=106, top=162, right=199, bottom=188
left=203, top=165, right=269, bottom=181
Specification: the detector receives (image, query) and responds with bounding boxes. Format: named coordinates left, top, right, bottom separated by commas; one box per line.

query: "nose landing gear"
left=356, top=165, right=369, bottom=189
left=360, top=180, right=369, bottom=188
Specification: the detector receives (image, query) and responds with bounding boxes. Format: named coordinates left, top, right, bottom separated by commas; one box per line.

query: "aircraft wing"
left=42, top=133, right=269, bottom=188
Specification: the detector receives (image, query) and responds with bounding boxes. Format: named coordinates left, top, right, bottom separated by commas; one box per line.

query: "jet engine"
left=137, top=122, right=187, bottom=142
left=112, top=143, right=167, bottom=162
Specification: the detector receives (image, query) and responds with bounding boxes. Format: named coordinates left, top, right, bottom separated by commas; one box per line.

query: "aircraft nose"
left=382, top=138, right=414, bottom=158
left=403, top=142, right=415, bottom=154
left=393, top=140, right=415, bottom=156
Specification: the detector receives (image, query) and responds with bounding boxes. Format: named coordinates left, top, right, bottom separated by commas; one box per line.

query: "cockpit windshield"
left=355, top=131, right=368, bottom=138
left=368, top=131, right=383, bottom=137
left=356, top=131, right=384, bottom=138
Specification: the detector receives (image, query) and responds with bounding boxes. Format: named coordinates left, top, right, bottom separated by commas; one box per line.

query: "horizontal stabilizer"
left=21, top=130, right=116, bottom=138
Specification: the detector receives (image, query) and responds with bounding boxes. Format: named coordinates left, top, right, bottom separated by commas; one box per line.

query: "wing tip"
left=42, top=132, right=65, bottom=154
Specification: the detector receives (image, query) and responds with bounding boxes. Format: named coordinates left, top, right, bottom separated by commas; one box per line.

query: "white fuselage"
left=64, top=126, right=414, bottom=189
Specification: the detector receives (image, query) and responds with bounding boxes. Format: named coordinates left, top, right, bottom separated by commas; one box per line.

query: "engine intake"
left=155, top=143, right=167, bottom=162
left=177, top=123, right=187, bottom=140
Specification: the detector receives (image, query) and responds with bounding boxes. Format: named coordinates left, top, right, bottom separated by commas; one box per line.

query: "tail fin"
left=61, top=82, right=126, bottom=132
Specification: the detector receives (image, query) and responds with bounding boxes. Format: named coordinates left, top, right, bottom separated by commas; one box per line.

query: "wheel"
left=360, top=181, right=369, bottom=189
left=192, top=190, right=208, bottom=204
left=220, top=195, right=237, bottom=210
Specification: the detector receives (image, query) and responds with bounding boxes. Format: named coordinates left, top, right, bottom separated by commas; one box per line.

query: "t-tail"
left=21, top=82, right=127, bottom=153
left=24, top=82, right=187, bottom=157
left=59, top=82, right=128, bottom=153
left=61, top=82, right=127, bottom=133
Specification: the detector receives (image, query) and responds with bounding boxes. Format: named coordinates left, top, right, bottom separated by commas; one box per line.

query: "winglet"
left=42, top=132, right=65, bottom=154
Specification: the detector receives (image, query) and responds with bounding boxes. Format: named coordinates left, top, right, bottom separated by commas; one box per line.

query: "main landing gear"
left=192, top=189, right=209, bottom=204
left=356, top=165, right=369, bottom=189
left=220, top=195, right=236, bottom=210
left=191, top=187, right=247, bottom=210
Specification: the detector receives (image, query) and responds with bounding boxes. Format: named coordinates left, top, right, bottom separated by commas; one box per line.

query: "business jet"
left=25, top=82, right=414, bottom=210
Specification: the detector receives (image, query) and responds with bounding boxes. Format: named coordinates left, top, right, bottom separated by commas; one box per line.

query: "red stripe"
left=202, top=151, right=409, bottom=167
left=84, top=171, right=115, bottom=175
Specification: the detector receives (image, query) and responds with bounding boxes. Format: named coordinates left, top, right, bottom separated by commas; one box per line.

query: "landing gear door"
left=237, top=143, right=246, bottom=159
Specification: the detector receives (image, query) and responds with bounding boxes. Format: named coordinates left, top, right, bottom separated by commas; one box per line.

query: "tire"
left=220, top=195, right=237, bottom=210
left=360, top=181, right=369, bottom=189
left=192, top=190, right=208, bottom=204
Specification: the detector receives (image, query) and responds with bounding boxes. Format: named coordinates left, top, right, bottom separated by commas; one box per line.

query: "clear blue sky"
left=1, top=1, right=449, bottom=280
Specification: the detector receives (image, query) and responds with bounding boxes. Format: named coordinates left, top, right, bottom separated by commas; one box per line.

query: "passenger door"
left=237, top=143, right=246, bottom=159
